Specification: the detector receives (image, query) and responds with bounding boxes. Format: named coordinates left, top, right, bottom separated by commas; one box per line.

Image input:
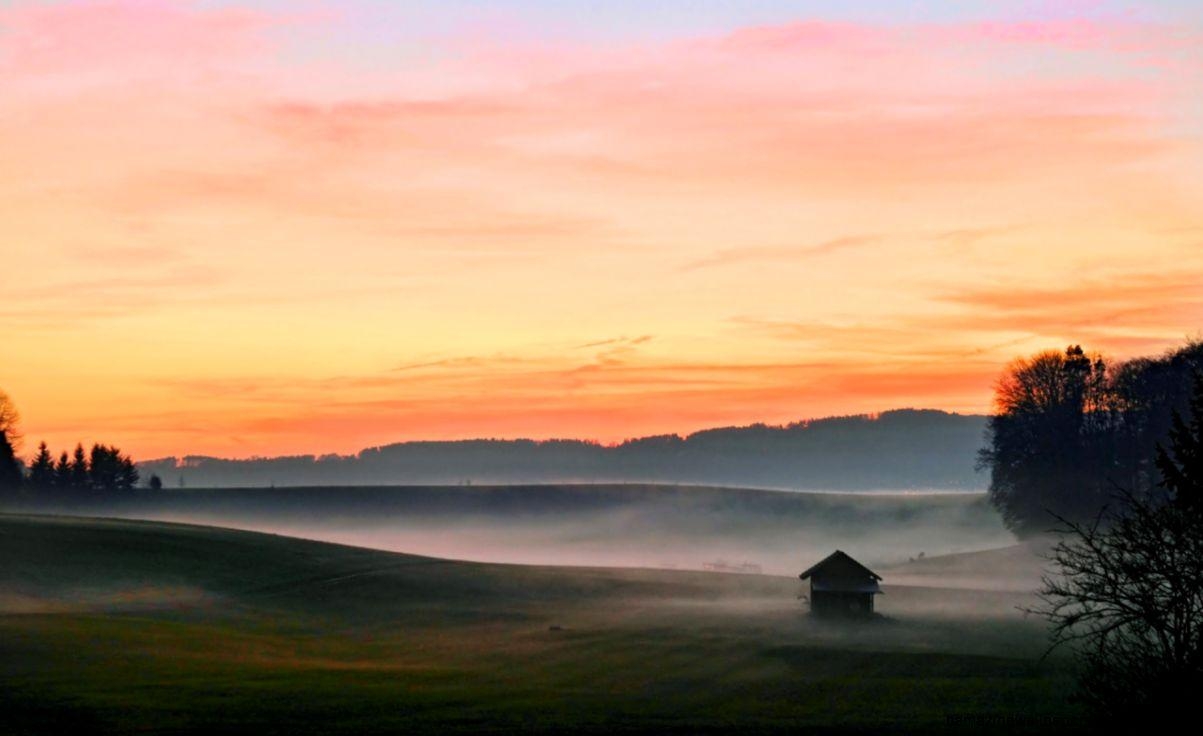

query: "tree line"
left=981, top=340, right=1203, bottom=536
left=0, top=389, right=159, bottom=499
left=24, top=441, right=142, bottom=494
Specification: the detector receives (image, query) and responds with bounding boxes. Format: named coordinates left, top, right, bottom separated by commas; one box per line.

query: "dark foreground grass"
left=0, top=514, right=1083, bottom=735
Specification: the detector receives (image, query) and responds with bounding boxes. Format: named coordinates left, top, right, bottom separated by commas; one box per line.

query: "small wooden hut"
left=798, top=550, right=881, bottom=617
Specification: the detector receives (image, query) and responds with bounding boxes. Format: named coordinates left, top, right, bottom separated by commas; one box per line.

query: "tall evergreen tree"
left=118, top=453, right=139, bottom=492
left=27, top=442, right=55, bottom=490
left=89, top=444, right=119, bottom=492
left=53, top=451, right=71, bottom=490
left=87, top=444, right=139, bottom=493
left=69, top=444, right=89, bottom=491
left=1155, top=372, right=1203, bottom=513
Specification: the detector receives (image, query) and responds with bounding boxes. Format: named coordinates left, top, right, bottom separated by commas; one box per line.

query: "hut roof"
left=798, top=550, right=882, bottom=582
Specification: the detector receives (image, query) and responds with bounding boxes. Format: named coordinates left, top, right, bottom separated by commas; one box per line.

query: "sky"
left=2, top=0, right=1202, bottom=460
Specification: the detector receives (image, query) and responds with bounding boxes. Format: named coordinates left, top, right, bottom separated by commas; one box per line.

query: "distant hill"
left=140, top=408, right=987, bottom=490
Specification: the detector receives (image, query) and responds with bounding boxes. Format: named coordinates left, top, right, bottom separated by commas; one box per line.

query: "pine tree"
left=86, top=444, right=139, bottom=493
left=118, top=454, right=139, bottom=492
left=1155, top=372, right=1203, bottom=513
left=53, top=451, right=71, bottom=490
left=76, top=444, right=140, bottom=494
left=27, top=442, right=55, bottom=490
left=89, top=444, right=118, bottom=492
left=69, top=444, right=89, bottom=492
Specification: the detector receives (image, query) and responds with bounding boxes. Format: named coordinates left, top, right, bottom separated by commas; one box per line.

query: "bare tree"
left=0, top=389, right=20, bottom=450
left=1037, top=494, right=1203, bottom=716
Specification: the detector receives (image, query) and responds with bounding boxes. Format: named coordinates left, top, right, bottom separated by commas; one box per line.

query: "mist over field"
left=16, top=484, right=1016, bottom=577
left=0, top=513, right=1075, bottom=735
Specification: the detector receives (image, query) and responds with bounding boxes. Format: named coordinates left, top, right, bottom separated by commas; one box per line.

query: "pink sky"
left=2, top=1, right=1202, bottom=459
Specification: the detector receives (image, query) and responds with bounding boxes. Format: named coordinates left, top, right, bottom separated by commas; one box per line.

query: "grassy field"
left=0, top=514, right=1084, bottom=734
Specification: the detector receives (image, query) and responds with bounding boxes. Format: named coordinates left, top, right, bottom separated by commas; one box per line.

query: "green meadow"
left=1, top=513, right=1084, bottom=735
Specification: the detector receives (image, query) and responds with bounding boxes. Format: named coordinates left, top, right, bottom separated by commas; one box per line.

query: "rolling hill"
left=1, top=514, right=1080, bottom=734
left=4, top=484, right=1015, bottom=574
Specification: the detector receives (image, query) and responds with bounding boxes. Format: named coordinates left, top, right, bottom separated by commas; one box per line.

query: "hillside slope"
left=880, top=541, right=1051, bottom=592
left=0, top=514, right=792, bottom=619
left=0, top=515, right=1078, bottom=735
left=4, top=484, right=1013, bottom=574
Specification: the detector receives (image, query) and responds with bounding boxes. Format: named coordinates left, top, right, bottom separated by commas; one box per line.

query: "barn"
left=798, top=550, right=882, bottom=617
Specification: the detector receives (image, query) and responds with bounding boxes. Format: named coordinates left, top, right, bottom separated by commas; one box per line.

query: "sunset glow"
left=3, top=0, right=1203, bottom=458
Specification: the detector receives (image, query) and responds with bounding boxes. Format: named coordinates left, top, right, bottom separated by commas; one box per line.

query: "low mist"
left=21, top=484, right=1017, bottom=577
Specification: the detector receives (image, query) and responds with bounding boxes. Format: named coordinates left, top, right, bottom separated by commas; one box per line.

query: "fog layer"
left=12, top=484, right=1015, bottom=576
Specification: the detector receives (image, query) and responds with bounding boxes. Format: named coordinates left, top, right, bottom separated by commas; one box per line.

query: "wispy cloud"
left=680, top=236, right=879, bottom=272
left=575, top=335, right=653, bottom=349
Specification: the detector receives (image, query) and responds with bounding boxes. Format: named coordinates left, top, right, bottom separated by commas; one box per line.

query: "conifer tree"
left=1155, top=372, right=1203, bottom=513
left=69, top=444, right=89, bottom=491
left=53, top=451, right=71, bottom=489
left=27, top=442, right=55, bottom=490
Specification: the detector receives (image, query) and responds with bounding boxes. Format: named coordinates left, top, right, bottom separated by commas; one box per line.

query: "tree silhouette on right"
left=981, top=346, right=1113, bottom=536
left=1155, top=373, right=1203, bottom=514
left=1035, top=374, right=1203, bottom=720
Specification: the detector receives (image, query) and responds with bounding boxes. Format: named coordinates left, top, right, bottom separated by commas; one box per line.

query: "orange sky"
left=3, top=2, right=1203, bottom=459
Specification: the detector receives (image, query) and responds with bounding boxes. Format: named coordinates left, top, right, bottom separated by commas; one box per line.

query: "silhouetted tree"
left=1155, top=373, right=1203, bottom=514
left=981, top=345, right=1115, bottom=536
left=53, top=451, right=71, bottom=490
left=69, top=444, right=89, bottom=492
left=1035, top=380, right=1203, bottom=718
left=121, top=456, right=139, bottom=491
left=1038, top=495, right=1203, bottom=719
left=0, top=389, right=21, bottom=450
left=27, top=442, right=55, bottom=490
left=90, top=444, right=119, bottom=492
left=1108, top=340, right=1203, bottom=493
left=85, top=444, right=138, bottom=493
left=0, top=430, right=23, bottom=496
left=147, top=474, right=163, bottom=491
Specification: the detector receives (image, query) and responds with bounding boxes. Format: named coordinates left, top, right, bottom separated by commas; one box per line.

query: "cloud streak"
left=681, top=236, right=880, bottom=272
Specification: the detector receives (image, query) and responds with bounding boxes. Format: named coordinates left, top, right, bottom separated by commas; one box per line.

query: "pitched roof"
left=798, top=550, right=882, bottom=581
